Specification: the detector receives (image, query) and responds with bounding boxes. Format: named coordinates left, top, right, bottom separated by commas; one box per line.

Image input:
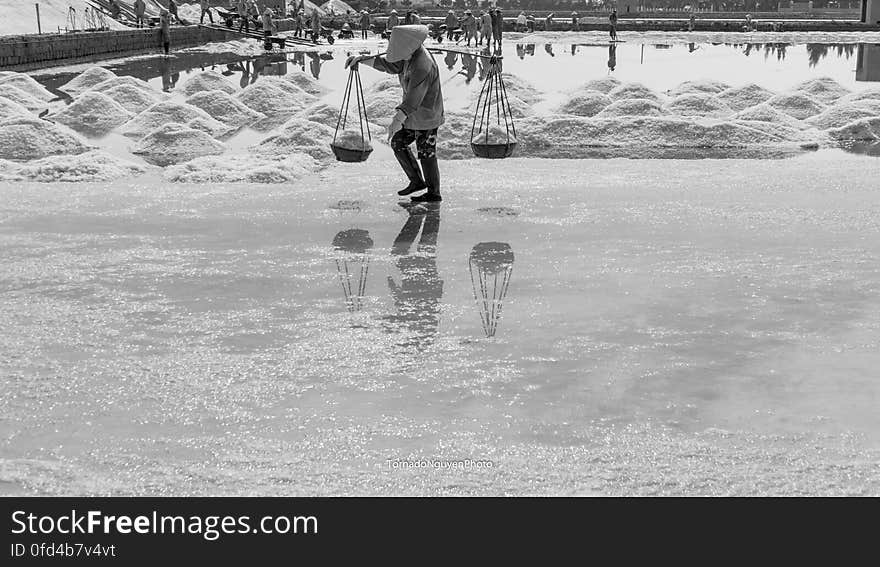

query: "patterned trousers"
left=390, top=128, right=438, bottom=159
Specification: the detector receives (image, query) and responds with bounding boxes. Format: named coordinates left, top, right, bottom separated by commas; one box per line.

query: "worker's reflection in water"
left=444, top=49, right=458, bottom=70
left=383, top=203, right=443, bottom=350
left=159, top=56, right=179, bottom=92
left=460, top=52, right=477, bottom=84
left=607, top=43, right=617, bottom=72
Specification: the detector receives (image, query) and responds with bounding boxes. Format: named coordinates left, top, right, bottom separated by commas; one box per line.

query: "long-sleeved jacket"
left=360, top=12, right=370, bottom=29
left=386, top=12, right=399, bottom=30
left=370, top=47, right=444, bottom=131
left=462, top=14, right=476, bottom=31
left=134, top=0, right=146, bottom=15
left=490, top=11, right=502, bottom=31
left=480, top=13, right=492, bottom=34
left=311, top=10, right=320, bottom=31
left=444, top=13, right=457, bottom=29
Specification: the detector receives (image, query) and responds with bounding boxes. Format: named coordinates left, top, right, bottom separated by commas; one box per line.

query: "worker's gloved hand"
left=387, top=109, right=406, bottom=142
left=345, top=55, right=370, bottom=70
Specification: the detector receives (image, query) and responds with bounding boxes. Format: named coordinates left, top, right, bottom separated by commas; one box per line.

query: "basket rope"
left=333, top=66, right=371, bottom=152
left=470, top=55, right=516, bottom=154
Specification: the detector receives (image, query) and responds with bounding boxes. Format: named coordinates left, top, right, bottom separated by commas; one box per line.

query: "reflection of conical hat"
left=469, top=242, right=514, bottom=274
left=333, top=229, right=373, bottom=253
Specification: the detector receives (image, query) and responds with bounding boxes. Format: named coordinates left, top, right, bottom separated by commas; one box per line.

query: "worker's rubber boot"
left=411, top=156, right=441, bottom=202
left=395, top=147, right=427, bottom=196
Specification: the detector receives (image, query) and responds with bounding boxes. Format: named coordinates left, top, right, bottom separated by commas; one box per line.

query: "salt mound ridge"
left=579, top=76, right=621, bottom=94
left=792, top=77, right=850, bottom=105
left=132, top=123, right=226, bottom=166
left=0, top=96, right=31, bottom=121
left=296, top=102, right=343, bottom=128
left=715, top=83, right=775, bottom=111
left=608, top=83, right=663, bottom=103
left=732, top=103, right=805, bottom=128
left=165, top=153, right=318, bottom=184
left=367, top=77, right=401, bottom=95
left=286, top=71, right=330, bottom=96
left=0, top=74, right=55, bottom=102
left=365, top=90, right=401, bottom=127
left=59, top=67, right=116, bottom=97
left=827, top=117, right=880, bottom=141
left=840, top=89, right=880, bottom=104
left=0, top=85, right=49, bottom=114
left=500, top=75, right=542, bottom=105
left=49, top=92, right=133, bottom=136
left=597, top=98, right=668, bottom=118
left=666, top=93, right=733, bottom=118
left=181, top=71, right=237, bottom=97
left=668, top=79, right=730, bottom=97
left=237, top=78, right=316, bottom=119
left=185, top=90, right=265, bottom=129
left=101, top=83, right=161, bottom=114
left=0, top=117, right=91, bottom=160
left=766, top=92, right=826, bottom=120
left=0, top=150, right=145, bottom=182
left=122, top=101, right=228, bottom=139
left=88, top=76, right=157, bottom=97
left=805, top=99, right=880, bottom=130
left=254, top=118, right=335, bottom=160
left=557, top=92, right=612, bottom=117
left=515, top=115, right=817, bottom=154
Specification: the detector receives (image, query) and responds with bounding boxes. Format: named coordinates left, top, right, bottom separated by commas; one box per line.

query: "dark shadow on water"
left=382, top=203, right=443, bottom=351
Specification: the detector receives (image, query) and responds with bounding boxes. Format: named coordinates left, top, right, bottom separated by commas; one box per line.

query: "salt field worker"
left=411, top=11, right=421, bottom=25
left=311, top=8, right=321, bottom=42
left=134, top=0, right=146, bottom=27
left=609, top=9, right=618, bottom=40
left=261, top=7, right=274, bottom=44
left=200, top=0, right=214, bottom=24
left=479, top=10, right=492, bottom=47
left=159, top=8, right=172, bottom=55
left=168, top=0, right=181, bottom=24
left=445, top=10, right=457, bottom=41
left=109, top=0, right=121, bottom=20
left=295, top=9, right=305, bottom=37
left=462, top=10, right=476, bottom=46
left=491, top=8, right=503, bottom=49
left=516, top=11, right=526, bottom=32
left=545, top=13, right=554, bottom=31
left=526, top=13, right=535, bottom=32
left=360, top=10, right=370, bottom=39
left=689, top=12, right=695, bottom=32
left=386, top=9, right=399, bottom=32
left=345, top=25, right=445, bottom=203
left=237, top=0, right=249, bottom=32
left=571, top=11, right=579, bottom=31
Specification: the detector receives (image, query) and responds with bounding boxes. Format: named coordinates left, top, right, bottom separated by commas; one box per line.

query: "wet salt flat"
left=2, top=32, right=880, bottom=495
left=2, top=155, right=880, bottom=495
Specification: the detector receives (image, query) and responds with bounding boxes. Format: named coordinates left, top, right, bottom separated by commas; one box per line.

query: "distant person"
left=311, top=8, right=321, bottom=42
left=200, top=0, right=213, bottom=24
left=159, top=8, right=172, bottom=55
left=491, top=8, right=503, bottom=49
left=295, top=9, right=306, bottom=37
left=444, top=10, right=457, bottom=41
left=545, top=13, right=553, bottom=31
left=360, top=10, right=370, bottom=40
left=571, top=11, right=579, bottom=32
left=134, top=0, right=146, bottom=27
left=237, top=0, right=249, bottom=32
left=167, top=0, right=181, bottom=24
left=689, top=12, right=695, bottom=32
left=526, top=13, right=535, bottom=33
left=609, top=9, right=618, bottom=41
left=386, top=9, right=399, bottom=32
left=261, top=7, right=275, bottom=44
left=516, top=11, right=526, bottom=32
left=108, top=0, right=121, bottom=20
left=479, top=9, right=492, bottom=47
left=411, top=11, right=421, bottom=25
left=462, top=10, right=476, bottom=46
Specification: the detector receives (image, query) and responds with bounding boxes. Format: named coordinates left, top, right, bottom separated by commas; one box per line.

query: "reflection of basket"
left=471, top=142, right=517, bottom=159
left=330, top=144, right=373, bottom=162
